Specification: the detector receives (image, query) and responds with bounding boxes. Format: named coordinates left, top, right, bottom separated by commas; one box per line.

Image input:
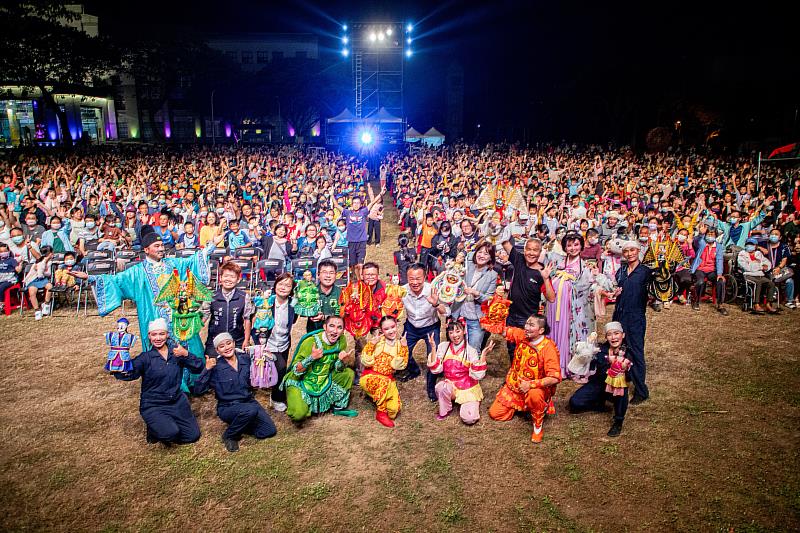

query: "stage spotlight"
left=369, top=32, right=377, bottom=42
left=406, top=23, right=413, bottom=32
left=407, top=37, right=412, bottom=44
left=342, top=48, right=349, bottom=57
left=405, top=49, right=412, bottom=58
left=377, top=32, right=385, bottom=41
left=342, top=36, right=348, bottom=44
left=360, top=131, right=373, bottom=145
left=386, top=27, right=392, bottom=36
left=343, top=24, right=347, bottom=31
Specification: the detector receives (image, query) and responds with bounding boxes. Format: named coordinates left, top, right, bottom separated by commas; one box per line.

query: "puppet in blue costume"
left=104, top=317, right=137, bottom=373
left=71, top=226, right=220, bottom=391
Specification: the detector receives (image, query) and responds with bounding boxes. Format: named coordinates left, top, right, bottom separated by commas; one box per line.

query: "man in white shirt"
left=399, top=264, right=448, bottom=401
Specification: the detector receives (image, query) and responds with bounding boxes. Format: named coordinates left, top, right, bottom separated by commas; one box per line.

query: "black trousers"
left=217, top=399, right=276, bottom=441
left=403, top=320, right=440, bottom=400
left=692, top=269, right=725, bottom=304
left=367, top=218, right=382, bottom=244
left=568, top=377, right=629, bottom=422
left=140, top=394, right=200, bottom=444
left=269, top=347, right=290, bottom=403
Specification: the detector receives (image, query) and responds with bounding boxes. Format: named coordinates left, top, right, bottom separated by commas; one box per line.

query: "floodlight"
left=386, top=27, right=393, bottom=36
left=343, top=24, right=348, bottom=31
left=369, top=32, right=377, bottom=42
left=406, top=23, right=413, bottom=32
left=342, top=49, right=349, bottom=57
left=405, top=49, right=412, bottom=58
left=360, top=131, right=374, bottom=145
left=407, top=37, right=412, bottom=44
left=378, top=32, right=385, bottom=41
left=342, top=36, right=348, bottom=44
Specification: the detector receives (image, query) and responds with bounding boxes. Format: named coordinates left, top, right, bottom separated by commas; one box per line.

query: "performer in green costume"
left=281, top=315, right=357, bottom=422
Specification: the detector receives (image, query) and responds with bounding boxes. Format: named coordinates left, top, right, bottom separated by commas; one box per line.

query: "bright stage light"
left=406, top=23, right=413, bottom=32
left=342, top=36, right=348, bottom=44
left=369, top=32, right=377, bottom=42
left=377, top=32, right=385, bottom=41
left=386, top=27, right=392, bottom=36
left=342, top=48, right=349, bottom=57
left=405, top=49, right=412, bottom=58
left=342, top=24, right=348, bottom=31
left=407, top=37, right=412, bottom=44
left=360, top=131, right=373, bottom=145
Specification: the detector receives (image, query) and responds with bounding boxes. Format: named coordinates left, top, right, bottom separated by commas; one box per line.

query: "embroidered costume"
left=104, top=318, right=137, bottom=373
left=428, top=340, right=487, bottom=424
left=605, top=346, right=632, bottom=396
left=479, top=288, right=511, bottom=334
left=360, top=337, right=409, bottom=426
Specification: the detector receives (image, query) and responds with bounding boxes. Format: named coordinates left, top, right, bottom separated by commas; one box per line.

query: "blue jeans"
left=403, top=320, right=440, bottom=400
left=464, top=318, right=483, bottom=353
left=785, top=278, right=795, bottom=302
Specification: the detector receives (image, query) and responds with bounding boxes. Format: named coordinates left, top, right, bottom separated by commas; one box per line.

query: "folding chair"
left=209, top=248, right=228, bottom=265
left=175, top=247, right=198, bottom=258
left=115, top=249, right=138, bottom=272
left=84, top=249, right=114, bottom=263
left=233, top=247, right=261, bottom=261
left=77, top=260, right=115, bottom=316
left=329, top=256, right=349, bottom=285
left=229, top=259, right=255, bottom=291
left=291, top=257, right=316, bottom=279
left=256, top=258, right=284, bottom=283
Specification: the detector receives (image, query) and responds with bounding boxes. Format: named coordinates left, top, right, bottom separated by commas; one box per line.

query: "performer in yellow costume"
left=359, top=316, right=409, bottom=428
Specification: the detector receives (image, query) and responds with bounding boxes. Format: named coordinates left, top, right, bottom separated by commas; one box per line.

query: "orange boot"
left=547, top=399, right=556, bottom=416
left=531, top=422, right=543, bottom=443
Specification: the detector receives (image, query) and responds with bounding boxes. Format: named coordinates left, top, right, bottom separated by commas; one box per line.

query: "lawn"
left=1, top=201, right=799, bottom=532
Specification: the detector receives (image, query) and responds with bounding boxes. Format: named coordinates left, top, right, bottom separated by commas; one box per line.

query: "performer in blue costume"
left=68, top=226, right=224, bottom=391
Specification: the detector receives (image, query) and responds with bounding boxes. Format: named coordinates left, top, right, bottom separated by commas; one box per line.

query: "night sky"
left=85, top=0, right=798, bottom=145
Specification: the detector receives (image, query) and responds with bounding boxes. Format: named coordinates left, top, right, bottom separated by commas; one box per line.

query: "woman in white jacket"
left=737, top=237, right=777, bottom=314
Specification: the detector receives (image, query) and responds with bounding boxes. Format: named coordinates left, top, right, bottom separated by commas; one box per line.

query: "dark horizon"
left=85, top=0, right=799, bottom=147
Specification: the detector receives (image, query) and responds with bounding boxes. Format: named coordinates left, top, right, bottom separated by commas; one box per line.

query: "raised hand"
left=480, top=340, right=495, bottom=362
left=400, top=333, right=408, bottom=346
left=426, top=287, right=440, bottom=307
left=541, top=261, right=554, bottom=279
left=205, top=356, right=217, bottom=370
left=311, top=347, right=324, bottom=360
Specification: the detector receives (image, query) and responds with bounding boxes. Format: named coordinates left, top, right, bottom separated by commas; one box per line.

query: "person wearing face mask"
left=0, top=241, right=23, bottom=313
left=738, top=237, right=777, bottom=314
left=430, top=221, right=459, bottom=273
left=760, top=229, right=795, bottom=308
left=22, top=213, right=44, bottom=243
left=7, top=227, right=40, bottom=263
left=690, top=224, right=728, bottom=315
left=581, top=228, right=603, bottom=264
left=40, top=215, right=74, bottom=253
left=672, top=229, right=695, bottom=304
left=708, top=195, right=775, bottom=250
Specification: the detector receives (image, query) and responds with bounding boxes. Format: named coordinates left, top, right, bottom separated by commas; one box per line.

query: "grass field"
left=1, top=200, right=799, bottom=532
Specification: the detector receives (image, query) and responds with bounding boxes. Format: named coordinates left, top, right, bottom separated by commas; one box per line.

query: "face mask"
left=86, top=221, right=96, bottom=229
left=745, top=244, right=756, bottom=253
left=441, top=231, right=450, bottom=237
left=51, top=223, right=61, bottom=230
left=27, top=221, right=37, bottom=227
left=729, top=218, right=739, bottom=225
left=639, top=236, right=649, bottom=243
left=0, top=221, right=4, bottom=228
left=0, top=252, right=9, bottom=259
left=677, top=235, right=687, bottom=243
left=769, top=235, right=780, bottom=243
left=216, top=208, right=225, bottom=215
left=705, top=236, right=716, bottom=244
left=64, top=259, right=75, bottom=266
left=588, top=238, right=599, bottom=245
left=115, top=223, right=122, bottom=228
left=12, top=236, right=24, bottom=245
left=648, top=223, right=658, bottom=231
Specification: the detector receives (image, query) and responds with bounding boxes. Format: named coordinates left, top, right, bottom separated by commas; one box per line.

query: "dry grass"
left=1, top=200, right=799, bottom=532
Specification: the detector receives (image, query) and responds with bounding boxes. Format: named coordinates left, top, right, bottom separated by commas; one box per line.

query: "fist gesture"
left=205, top=356, right=217, bottom=370
left=173, top=345, right=189, bottom=358
left=400, top=333, right=408, bottom=347
left=311, top=347, right=324, bottom=360
left=519, top=380, right=531, bottom=393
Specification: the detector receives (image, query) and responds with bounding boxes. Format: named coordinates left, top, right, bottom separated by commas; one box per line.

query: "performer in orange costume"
left=359, top=316, right=409, bottom=428
left=488, top=314, right=561, bottom=443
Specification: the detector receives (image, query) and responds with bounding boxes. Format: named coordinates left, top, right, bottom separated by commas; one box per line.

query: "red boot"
left=376, top=410, right=395, bottom=428
left=547, top=399, right=556, bottom=416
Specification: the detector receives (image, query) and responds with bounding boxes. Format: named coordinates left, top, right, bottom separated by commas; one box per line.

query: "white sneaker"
left=35, top=310, right=42, bottom=321
left=272, top=401, right=287, bottom=412
left=42, top=302, right=51, bottom=316
left=375, top=243, right=381, bottom=248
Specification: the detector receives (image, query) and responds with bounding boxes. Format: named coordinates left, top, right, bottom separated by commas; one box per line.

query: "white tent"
left=422, top=127, right=445, bottom=147
left=366, top=106, right=404, bottom=124
left=405, top=127, right=424, bottom=143
left=326, top=108, right=358, bottom=124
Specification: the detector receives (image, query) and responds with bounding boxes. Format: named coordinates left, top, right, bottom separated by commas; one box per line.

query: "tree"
left=0, top=0, right=118, bottom=146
